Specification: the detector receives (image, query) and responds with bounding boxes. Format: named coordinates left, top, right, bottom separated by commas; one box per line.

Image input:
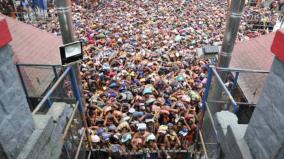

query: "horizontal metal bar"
left=204, top=143, right=219, bottom=145
left=62, top=102, right=79, bottom=142
left=91, top=149, right=191, bottom=154
left=32, top=66, right=71, bottom=114
left=207, top=100, right=257, bottom=106
left=16, top=63, right=62, bottom=67
left=214, top=67, right=269, bottom=73
left=16, top=66, right=60, bottom=70
left=211, top=68, right=239, bottom=112
left=30, top=96, right=76, bottom=103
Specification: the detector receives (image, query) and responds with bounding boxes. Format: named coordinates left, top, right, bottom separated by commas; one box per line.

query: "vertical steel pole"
left=200, top=65, right=213, bottom=129
left=52, top=66, right=59, bottom=80
left=201, top=65, right=213, bottom=113
left=224, top=71, right=239, bottom=110
left=55, top=0, right=82, bottom=87
left=211, top=68, right=239, bottom=112
left=209, top=0, right=246, bottom=113
left=69, top=66, right=93, bottom=149
left=55, top=0, right=75, bottom=44
left=55, top=0, right=92, bottom=149
left=218, top=0, right=246, bottom=68
left=16, top=64, right=34, bottom=110
left=69, top=66, right=85, bottom=113
left=232, top=72, right=239, bottom=93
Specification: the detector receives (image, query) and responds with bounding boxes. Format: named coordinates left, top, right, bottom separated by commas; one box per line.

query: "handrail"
left=87, top=151, right=92, bottom=159
left=16, top=63, right=62, bottom=67
left=207, top=100, right=257, bottom=106
left=199, top=65, right=271, bottom=158
left=211, top=67, right=239, bottom=113
left=215, top=67, right=269, bottom=73
left=202, top=65, right=270, bottom=114
left=91, top=149, right=191, bottom=154
left=199, top=130, right=209, bottom=159
left=206, top=102, right=220, bottom=143
left=75, top=127, right=86, bottom=159
left=32, top=66, right=71, bottom=114
left=30, top=65, right=93, bottom=158
left=62, top=101, right=79, bottom=143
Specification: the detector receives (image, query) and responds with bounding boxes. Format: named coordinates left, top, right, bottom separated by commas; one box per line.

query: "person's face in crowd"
left=96, top=120, right=104, bottom=127
left=101, top=95, right=107, bottom=101
left=158, top=131, right=166, bottom=137
left=147, top=122, right=154, bottom=132
left=109, top=129, right=115, bottom=133
left=139, top=129, right=146, bottom=135
left=122, top=127, right=128, bottom=133
left=162, top=115, right=169, bottom=124
left=177, top=121, right=183, bottom=130
left=147, top=140, right=155, bottom=147
left=121, top=106, right=128, bottom=113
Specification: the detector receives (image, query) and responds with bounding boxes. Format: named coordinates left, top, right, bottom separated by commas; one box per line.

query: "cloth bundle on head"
left=133, top=111, right=144, bottom=118
left=122, top=116, right=131, bottom=122
left=108, top=91, right=118, bottom=98
left=109, top=124, right=117, bottom=131
left=143, top=87, right=153, bottom=95
left=189, top=90, right=200, bottom=101
left=137, top=123, right=147, bottom=130
left=158, top=125, right=168, bottom=134
left=176, top=75, right=185, bottom=82
left=117, top=121, right=130, bottom=130
left=102, top=63, right=110, bottom=70
left=91, top=135, right=101, bottom=143
left=129, top=108, right=135, bottom=114
left=167, top=123, right=174, bottom=127
left=146, top=133, right=156, bottom=142
left=121, top=133, right=132, bottom=143
left=146, top=98, right=156, bottom=106
left=178, top=128, right=188, bottom=137
left=111, top=144, right=121, bottom=152
left=176, top=102, right=185, bottom=109
left=96, top=128, right=105, bottom=136
left=145, top=113, right=154, bottom=119
left=181, top=94, right=191, bottom=103
left=145, top=118, right=155, bottom=123
left=102, top=132, right=111, bottom=141
left=109, top=82, right=119, bottom=88
left=175, top=35, right=182, bottom=42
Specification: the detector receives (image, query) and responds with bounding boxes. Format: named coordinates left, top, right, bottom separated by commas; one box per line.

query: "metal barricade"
left=199, top=65, right=270, bottom=158
left=32, top=66, right=92, bottom=159
left=89, top=149, right=194, bottom=159
left=16, top=63, right=64, bottom=110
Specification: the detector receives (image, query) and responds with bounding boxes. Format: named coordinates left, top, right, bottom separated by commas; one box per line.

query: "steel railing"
left=16, top=63, right=64, bottom=110
left=201, top=65, right=269, bottom=114
left=30, top=65, right=92, bottom=159
left=199, top=65, right=270, bottom=158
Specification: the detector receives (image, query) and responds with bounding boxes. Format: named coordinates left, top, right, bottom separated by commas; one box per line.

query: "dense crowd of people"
left=76, top=1, right=210, bottom=157
left=239, top=5, right=280, bottom=39
left=9, top=0, right=282, bottom=158
left=24, top=0, right=283, bottom=42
